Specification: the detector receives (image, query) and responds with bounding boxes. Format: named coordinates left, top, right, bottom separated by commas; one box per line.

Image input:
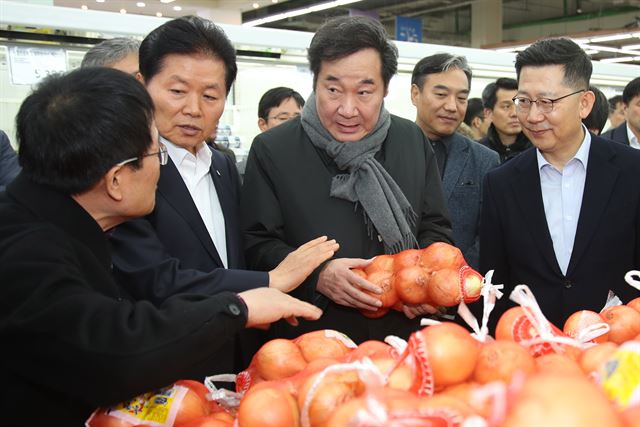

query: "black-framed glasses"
left=117, top=143, right=168, bottom=167
left=512, top=89, right=585, bottom=114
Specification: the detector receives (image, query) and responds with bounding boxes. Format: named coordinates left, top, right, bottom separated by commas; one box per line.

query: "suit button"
left=563, top=280, right=573, bottom=289
left=228, top=303, right=241, bottom=316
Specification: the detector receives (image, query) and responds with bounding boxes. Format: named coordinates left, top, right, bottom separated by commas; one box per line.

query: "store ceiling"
left=46, top=0, right=640, bottom=65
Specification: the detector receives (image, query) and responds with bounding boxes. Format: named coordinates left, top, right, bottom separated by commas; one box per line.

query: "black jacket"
left=0, top=174, right=248, bottom=426
left=478, top=124, right=532, bottom=163
left=601, top=122, right=630, bottom=145
left=110, top=145, right=268, bottom=373
left=240, top=115, right=453, bottom=343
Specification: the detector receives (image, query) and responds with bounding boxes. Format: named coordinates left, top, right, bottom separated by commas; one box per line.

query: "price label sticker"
left=8, top=45, right=67, bottom=85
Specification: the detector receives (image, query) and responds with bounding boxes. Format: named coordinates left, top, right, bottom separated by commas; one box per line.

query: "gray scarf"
left=301, top=92, right=418, bottom=254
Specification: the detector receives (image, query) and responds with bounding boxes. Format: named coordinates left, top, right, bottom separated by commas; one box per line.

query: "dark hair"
left=464, top=98, right=484, bottom=126
left=583, top=86, right=609, bottom=135
left=16, top=67, right=154, bottom=194
left=139, top=16, right=237, bottom=95
left=411, top=53, right=472, bottom=90
left=482, top=77, right=518, bottom=110
left=308, top=16, right=398, bottom=90
left=608, top=94, right=623, bottom=113
left=622, top=77, right=640, bottom=105
left=515, top=38, right=591, bottom=90
left=81, top=37, right=140, bottom=68
left=258, top=87, right=305, bottom=119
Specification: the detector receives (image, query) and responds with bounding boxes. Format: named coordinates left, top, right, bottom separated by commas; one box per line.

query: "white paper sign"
left=8, top=45, right=67, bottom=85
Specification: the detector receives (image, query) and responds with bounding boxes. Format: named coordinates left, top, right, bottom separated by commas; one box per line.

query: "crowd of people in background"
left=0, top=13, right=639, bottom=426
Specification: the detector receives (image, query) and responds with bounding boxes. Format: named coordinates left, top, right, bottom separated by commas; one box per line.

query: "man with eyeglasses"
left=479, top=38, right=640, bottom=332
left=258, top=86, right=305, bottom=132
left=479, top=78, right=532, bottom=163
left=0, top=67, right=327, bottom=426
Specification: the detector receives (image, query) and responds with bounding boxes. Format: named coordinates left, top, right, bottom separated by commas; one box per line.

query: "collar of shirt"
left=627, top=123, right=640, bottom=149
left=162, top=136, right=212, bottom=184
left=536, top=124, right=591, bottom=173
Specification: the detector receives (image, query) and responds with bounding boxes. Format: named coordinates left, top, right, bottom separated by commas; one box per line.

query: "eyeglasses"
left=117, top=143, right=168, bottom=167
left=512, top=89, right=585, bottom=114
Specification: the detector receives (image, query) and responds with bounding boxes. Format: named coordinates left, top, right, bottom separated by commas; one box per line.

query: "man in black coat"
left=480, top=38, right=640, bottom=332
left=241, top=17, right=453, bottom=343
left=0, top=67, right=328, bottom=426
left=108, top=17, right=337, bottom=374
left=479, top=78, right=532, bottom=163
left=601, top=76, right=640, bottom=148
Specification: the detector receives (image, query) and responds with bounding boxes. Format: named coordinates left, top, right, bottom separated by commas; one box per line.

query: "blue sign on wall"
left=395, top=16, right=422, bottom=43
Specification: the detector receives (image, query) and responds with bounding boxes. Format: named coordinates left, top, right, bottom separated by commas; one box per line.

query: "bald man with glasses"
left=479, top=37, right=640, bottom=332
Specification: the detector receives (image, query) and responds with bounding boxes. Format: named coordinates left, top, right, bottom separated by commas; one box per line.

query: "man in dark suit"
left=109, top=17, right=338, bottom=373
left=0, top=67, right=324, bottom=426
left=601, top=76, right=640, bottom=148
left=480, top=38, right=640, bottom=331
left=411, top=53, right=499, bottom=269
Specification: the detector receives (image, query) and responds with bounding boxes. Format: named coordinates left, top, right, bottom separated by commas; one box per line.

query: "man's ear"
left=136, top=73, right=145, bottom=84
left=579, top=90, right=596, bottom=120
left=258, top=118, right=268, bottom=132
left=410, top=84, right=420, bottom=107
left=104, top=166, right=125, bottom=202
left=471, top=116, right=483, bottom=130
left=483, top=107, right=493, bottom=121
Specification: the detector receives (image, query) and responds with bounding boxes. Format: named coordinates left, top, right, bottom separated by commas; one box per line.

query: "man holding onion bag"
left=0, top=68, right=335, bottom=426
left=241, top=16, right=454, bottom=343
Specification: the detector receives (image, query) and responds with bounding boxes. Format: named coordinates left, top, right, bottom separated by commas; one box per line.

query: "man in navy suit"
left=109, top=17, right=338, bottom=374
left=480, top=38, right=640, bottom=331
left=601, top=77, right=640, bottom=148
left=411, top=53, right=499, bottom=269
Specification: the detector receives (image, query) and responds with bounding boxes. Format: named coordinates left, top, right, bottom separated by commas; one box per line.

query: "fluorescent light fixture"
left=599, top=56, right=640, bottom=63
left=173, top=5, right=182, bottom=11
left=589, top=34, right=633, bottom=43
left=136, top=2, right=145, bottom=7
left=584, top=49, right=599, bottom=55
left=120, top=8, right=126, bottom=14
left=81, top=5, right=88, bottom=10
left=156, top=12, right=163, bottom=17
left=625, top=44, right=640, bottom=50
left=243, top=0, right=364, bottom=27
left=585, top=44, right=639, bottom=55
left=160, top=0, right=175, bottom=3
left=96, top=0, right=105, bottom=3
left=253, top=3, right=259, bottom=8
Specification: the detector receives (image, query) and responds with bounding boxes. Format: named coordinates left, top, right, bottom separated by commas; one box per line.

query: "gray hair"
left=411, top=53, right=472, bottom=90
left=81, top=37, right=140, bottom=68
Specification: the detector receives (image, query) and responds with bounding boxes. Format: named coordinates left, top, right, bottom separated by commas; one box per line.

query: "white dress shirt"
left=627, top=123, right=640, bottom=149
left=163, top=137, right=228, bottom=268
left=537, top=125, right=591, bottom=275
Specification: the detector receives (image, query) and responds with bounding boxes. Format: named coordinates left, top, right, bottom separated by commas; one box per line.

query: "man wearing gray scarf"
left=241, top=16, right=453, bottom=343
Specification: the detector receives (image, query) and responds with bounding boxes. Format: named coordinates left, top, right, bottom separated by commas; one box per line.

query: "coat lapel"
left=442, top=134, right=469, bottom=201
left=157, top=158, right=224, bottom=266
left=567, top=139, right=619, bottom=274
left=511, top=150, right=563, bottom=275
